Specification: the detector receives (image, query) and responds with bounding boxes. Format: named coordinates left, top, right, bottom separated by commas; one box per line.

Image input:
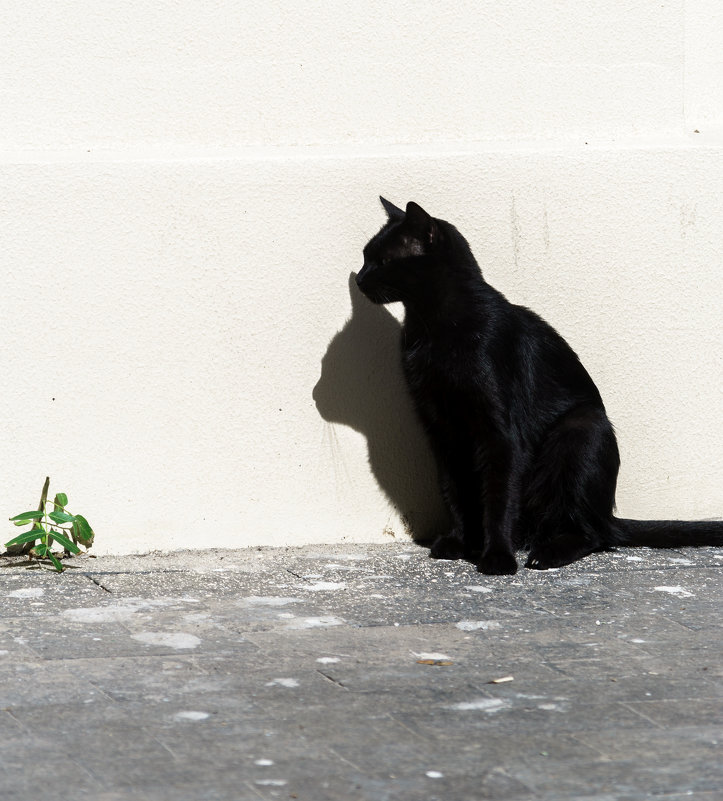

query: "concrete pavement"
left=1, top=542, right=721, bottom=800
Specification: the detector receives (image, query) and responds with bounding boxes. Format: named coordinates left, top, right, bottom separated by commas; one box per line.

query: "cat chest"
left=402, top=343, right=482, bottom=401
left=401, top=338, right=502, bottom=427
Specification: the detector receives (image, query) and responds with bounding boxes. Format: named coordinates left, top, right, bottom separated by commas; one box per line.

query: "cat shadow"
left=312, top=274, right=448, bottom=543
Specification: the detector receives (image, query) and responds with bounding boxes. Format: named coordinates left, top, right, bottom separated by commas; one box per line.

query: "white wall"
left=2, top=2, right=721, bottom=554
left=0, top=2, right=700, bottom=149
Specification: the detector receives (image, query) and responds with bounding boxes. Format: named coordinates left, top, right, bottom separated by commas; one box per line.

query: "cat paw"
left=429, top=534, right=466, bottom=560
left=525, top=553, right=554, bottom=570
left=477, top=550, right=518, bottom=575
left=525, top=540, right=596, bottom=570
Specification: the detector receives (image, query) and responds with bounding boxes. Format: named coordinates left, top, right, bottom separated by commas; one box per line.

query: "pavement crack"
left=154, top=735, right=179, bottom=761
left=4, top=708, right=28, bottom=731
left=243, top=781, right=268, bottom=800
left=327, top=746, right=363, bottom=772
left=285, top=567, right=306, bottom=581
left=385, top=712, right=429, bottom=742
left=316, top=669, right=348, bottom=690
left=619, top=701, right=665, bottom=729
left=83, top=574, right=113, bottom=593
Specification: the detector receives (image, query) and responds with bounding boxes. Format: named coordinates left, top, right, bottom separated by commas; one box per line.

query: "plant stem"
left=7, top=477, right=50, bottom=556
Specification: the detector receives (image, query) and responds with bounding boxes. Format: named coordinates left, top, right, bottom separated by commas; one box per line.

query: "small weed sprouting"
left=5, top=477, right=94, bottom=572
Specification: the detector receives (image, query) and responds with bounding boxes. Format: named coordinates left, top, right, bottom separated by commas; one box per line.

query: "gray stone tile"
left=508, top=753, right=720, bottom=798
left=0, top=542, right=720, bottom=801
left=623, top=697, right=723, bottom=727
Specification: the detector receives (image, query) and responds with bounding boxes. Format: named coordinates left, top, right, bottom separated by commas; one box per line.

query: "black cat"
left=355, top=197, right=723, bottom=575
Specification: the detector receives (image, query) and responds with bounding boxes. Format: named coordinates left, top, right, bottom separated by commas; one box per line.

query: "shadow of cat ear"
left=312, top=273, right=448, bottom=543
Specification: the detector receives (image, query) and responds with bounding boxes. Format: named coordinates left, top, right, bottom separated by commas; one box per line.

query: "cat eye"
left=381, top=257, right=390, bottom=266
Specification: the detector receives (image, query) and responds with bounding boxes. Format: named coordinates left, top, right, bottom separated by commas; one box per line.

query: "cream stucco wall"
left=2, top=2, right=721, bottom=554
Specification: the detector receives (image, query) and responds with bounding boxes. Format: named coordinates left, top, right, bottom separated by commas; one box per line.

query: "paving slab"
left=1, top=542, right=721, bottom=801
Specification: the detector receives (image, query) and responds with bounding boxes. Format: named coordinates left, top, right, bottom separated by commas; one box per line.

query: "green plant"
left=5, top=477, right=94, bottom=572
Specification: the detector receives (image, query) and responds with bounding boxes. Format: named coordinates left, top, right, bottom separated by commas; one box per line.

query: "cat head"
left=356, top=197, right=442, bottom=305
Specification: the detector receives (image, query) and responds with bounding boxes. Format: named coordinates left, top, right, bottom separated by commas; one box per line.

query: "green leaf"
left=48, top=510, right=76, bottom=524
left=9, top=510, right=44, bottom=522
left=73, top=515, right=94, bottom=548
left=48, top=553, right=64, bottom=572
left=5, top=530, right=44, bottom=549
left=50, top=531, right=81, bottom=554
left=33, top=543, right=49, bottom=556
left=54, top=493, right=68, bottom=508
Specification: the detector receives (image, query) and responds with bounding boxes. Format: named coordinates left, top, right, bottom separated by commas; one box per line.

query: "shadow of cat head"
left=312, top=274, right=447, bottom=543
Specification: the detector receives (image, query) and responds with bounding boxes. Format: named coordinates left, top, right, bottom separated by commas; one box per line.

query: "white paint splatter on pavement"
left=310, top=553, right=368, bottom=561
left=413, top=652, right=452, bottom=661
left=241, top=596, right=303, bottom=607
left=63, top=606, right=145, bottom=623
left=183, top=612, right=210, bottom=624
left=266, top=678, right=299, bottom=688
left=284, top=616, right=344, bottom=630
left=653, top=586, right=695, bottom=598
left=301, top=581, right=346, bottom=592
left=132, top=632, right=201, bottom=649
left=7, top=588, right=44, bottom=599
left=62, top=599, right=170, bottom=623
left=175, top=711, right=209, bottom=721
left=455, top=620, right=501, bottom=631
left=451, top=698, right=508, bottom=712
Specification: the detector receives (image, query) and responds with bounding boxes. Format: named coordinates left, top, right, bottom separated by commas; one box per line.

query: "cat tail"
left=612, top=518, right=723, bottom=549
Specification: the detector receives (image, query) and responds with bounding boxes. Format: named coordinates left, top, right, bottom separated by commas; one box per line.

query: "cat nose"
left=355, top=267, right=367, bottom=286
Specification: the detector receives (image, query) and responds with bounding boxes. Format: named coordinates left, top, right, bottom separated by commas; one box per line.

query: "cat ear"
left=405, top=201, right=438, bottom=245
left=379, top=196, right=405, bottom=221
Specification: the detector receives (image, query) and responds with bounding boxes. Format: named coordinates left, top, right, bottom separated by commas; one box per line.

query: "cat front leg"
left=429, top=463, right=485, bottom=561
left=478, top=546, right=518, bottom=575
left=477, top=453, right=524, bottom=575
left=429, top=529, right=467, bottom=560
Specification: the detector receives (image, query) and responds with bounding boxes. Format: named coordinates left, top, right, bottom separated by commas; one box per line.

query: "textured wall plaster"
left=1, top=146, right=721, bottom=553
left=1, top=2, right=721, bottom=553
left=1, top=1, right=689, bottom=149
left=685, top=1, right=723, bottom=129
